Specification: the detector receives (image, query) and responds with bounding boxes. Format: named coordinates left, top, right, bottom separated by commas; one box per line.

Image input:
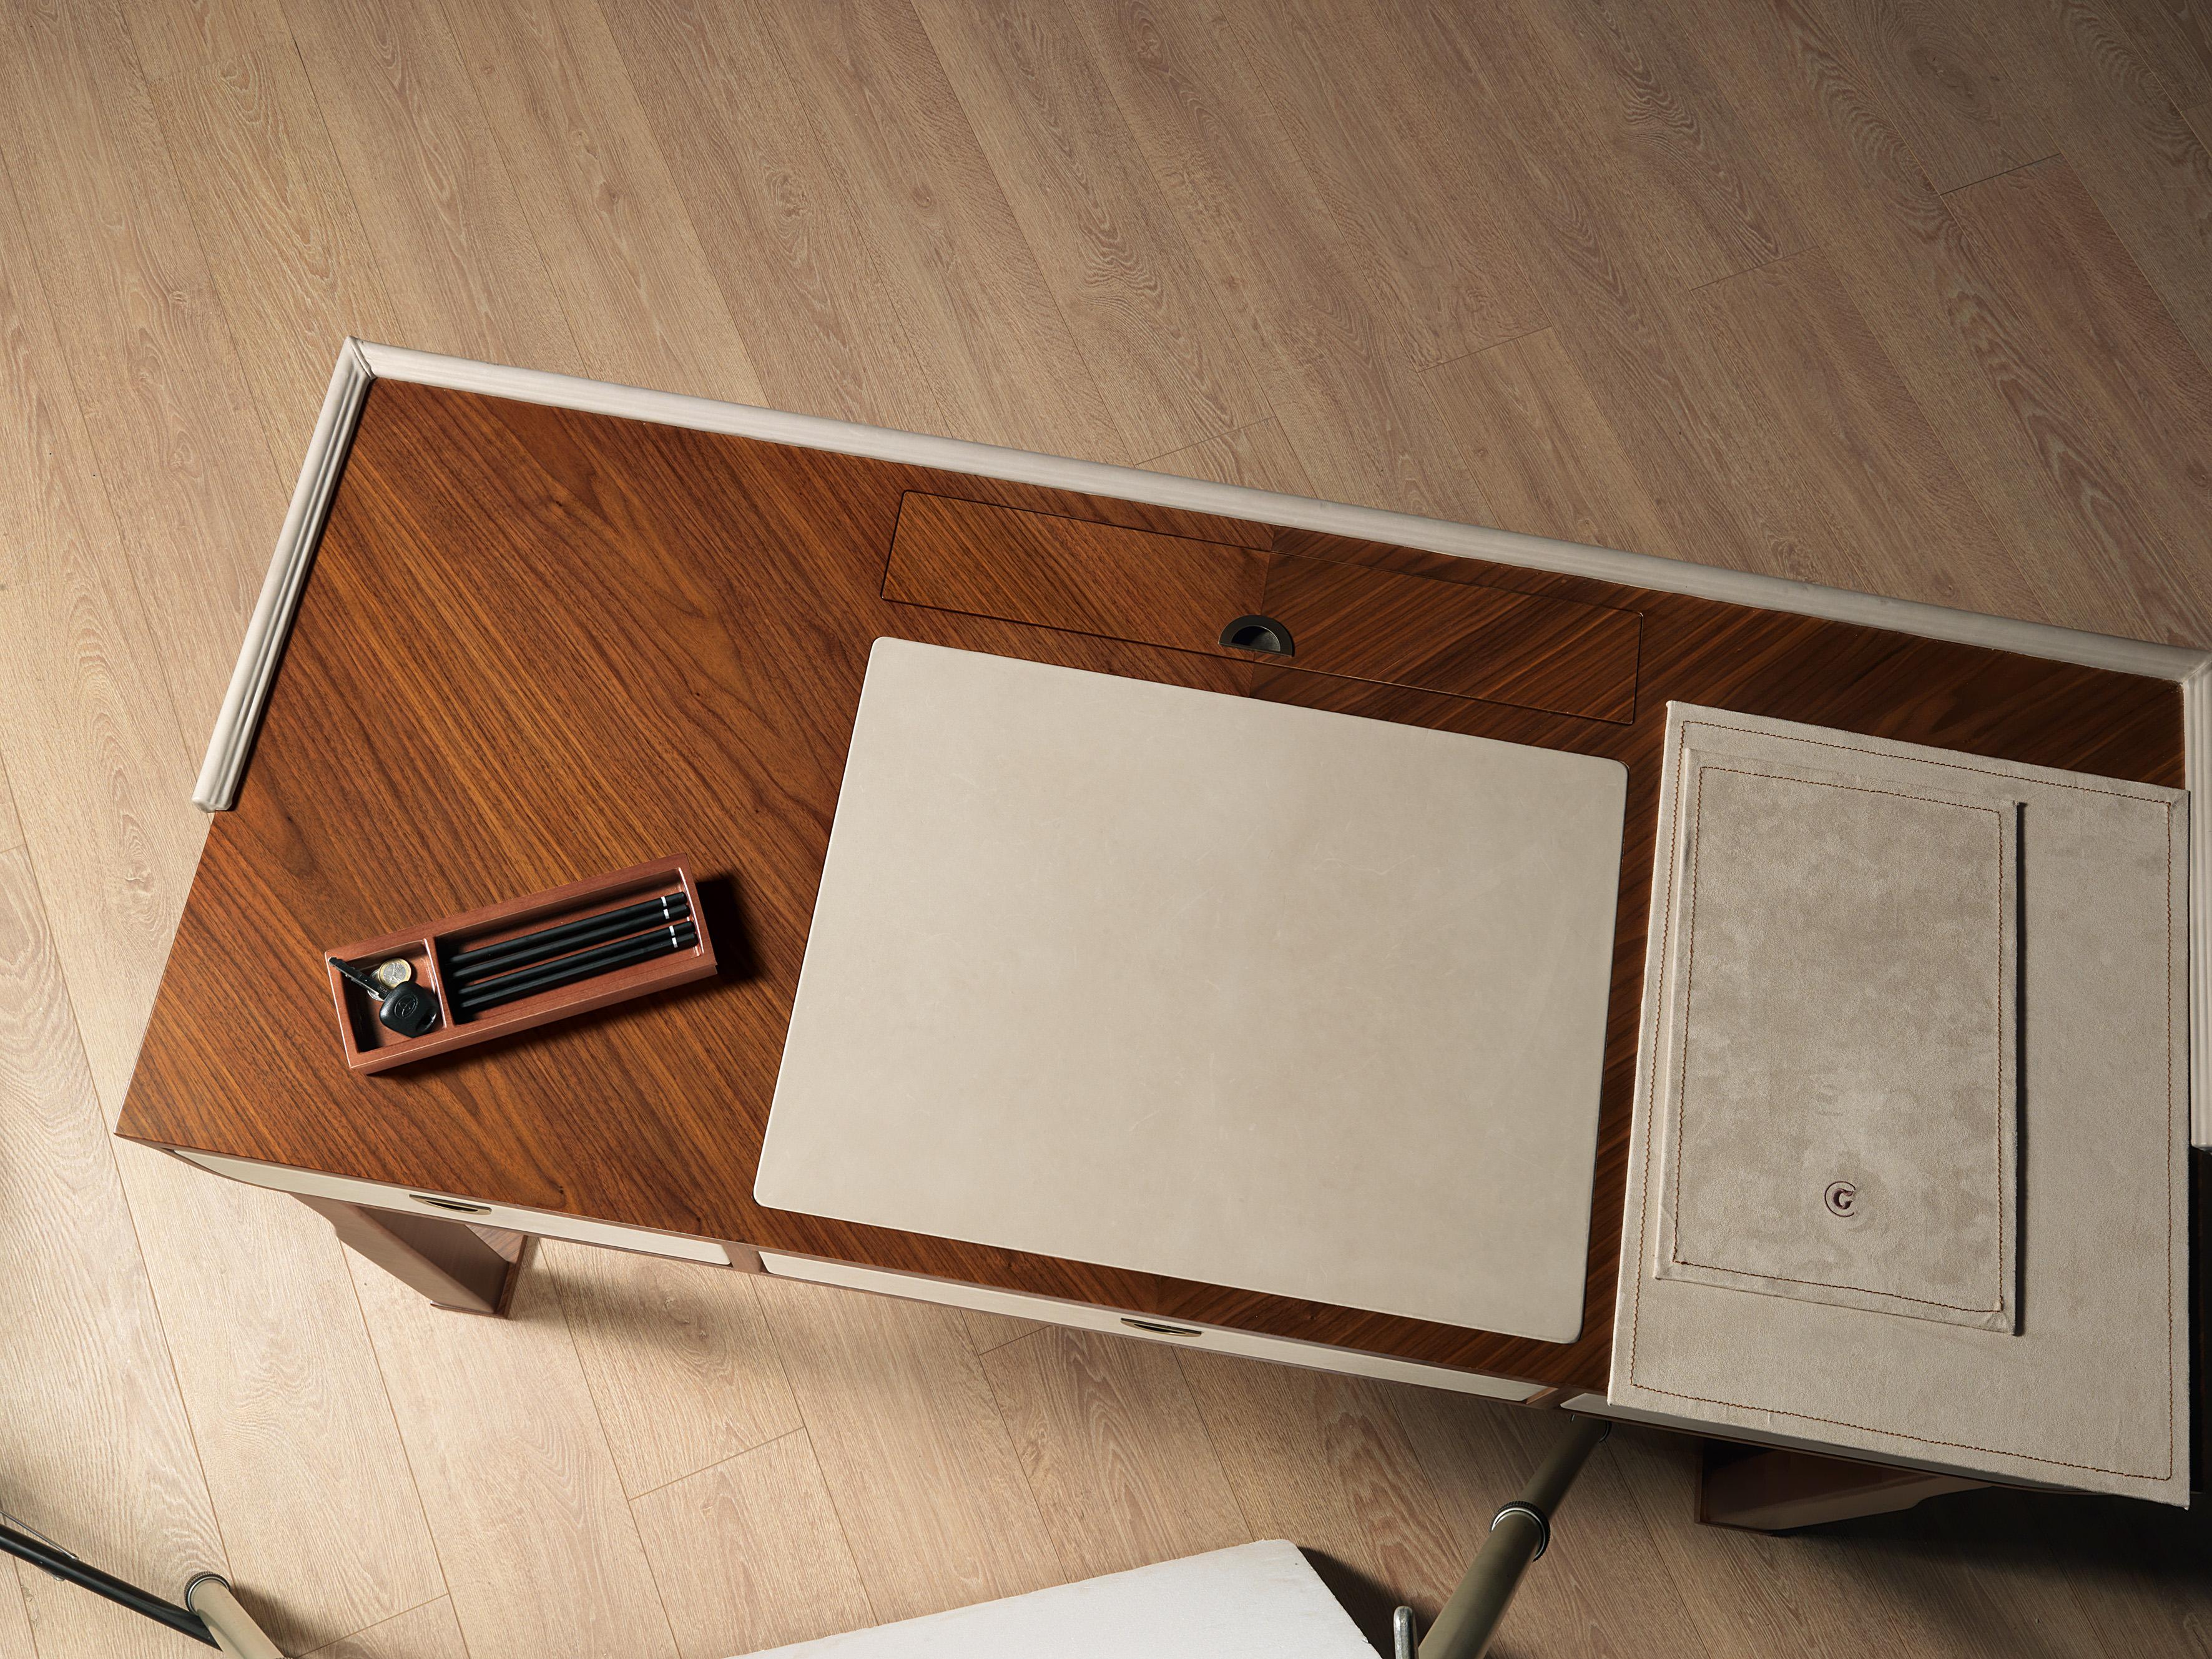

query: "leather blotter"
left=1649, top=745, right=2020, bottom=1332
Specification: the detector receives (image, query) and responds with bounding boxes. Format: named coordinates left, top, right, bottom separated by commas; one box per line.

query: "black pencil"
left=455, top=922, right=697, bottom=1015
left=448, top=890, right=690, bottom=982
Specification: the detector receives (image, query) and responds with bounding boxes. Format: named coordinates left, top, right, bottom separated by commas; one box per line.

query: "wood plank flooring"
left=2, top=2, right=2208, bottom=1656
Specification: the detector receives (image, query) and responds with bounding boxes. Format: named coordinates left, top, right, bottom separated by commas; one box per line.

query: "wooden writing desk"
left=118, top=364, right=2186, bottom=1405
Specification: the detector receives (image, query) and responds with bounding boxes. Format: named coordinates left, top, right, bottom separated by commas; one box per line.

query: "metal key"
left=329, top=956, right=440, bottom=1038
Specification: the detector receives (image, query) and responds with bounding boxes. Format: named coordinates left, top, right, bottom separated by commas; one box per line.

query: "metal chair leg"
left=1394, top=1414, right=1611, bottom=1659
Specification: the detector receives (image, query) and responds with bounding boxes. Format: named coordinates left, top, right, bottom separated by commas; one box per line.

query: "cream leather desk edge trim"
left=757, top=1250, right=1541, bottom=1403
left=194, top=338, right=2212, bottom=1139
left=170, top=1146, right=735, bottom=1266
left=1558, top=1395, right=2077, bottom=1493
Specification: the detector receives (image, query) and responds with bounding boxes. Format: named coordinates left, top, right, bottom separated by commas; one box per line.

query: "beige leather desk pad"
left=759, top=639, right=1628, bottom=1344
left=1613, top=705, right=2190, bottom=1503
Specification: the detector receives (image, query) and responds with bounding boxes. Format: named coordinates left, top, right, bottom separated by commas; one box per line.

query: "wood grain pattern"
left=0, top=1571, right=34, bottom=1659
left=1422, top=327, right=1678, bottom=563
left=302, top=1598, right=470, bottom=1659
left=629, top=1431, right=876, bottom=1657
left=1678, top=244, right=2021, bottom=611
left=609, top=0, right=1118, bottom=462
left=913, top=0, right=1271, bottom=461
left=1140, top=419, right=1315, bottom=496
left=0, top=849, right=227, bottom=1659
left=12, top=0, right=2212, bottom=1648
left=1390, top=1402, right=1709, bottom=1657
left=960, top=1311, right=1046, bottom=1354
left=1200, top=0, right=1550, bottom=372
left=547, top=1242, right=802, bottom=1499
left=1802, top=0, right=2057, bottom=192
left=280, top=0, right=582, bottom=373
left=118, top=0, right=291, bottom=82
left=0, top=154, right=210, bottom=1120
left=1503, top=0, right=1809, bottom=292
left=752, top=1274, right=1063, bottom=1622
left=1974, top=0, right=2212, bottom=378
left=1260, top=553, right=1643, bottom=720
left=145, top=41, right=399, bottom=452
left=1175, top=1348, right=1472, bottom=1651
left=117, top=380, right=2186, bottom=1394
left=983, top=1328, right=1251, bottom=1580
left=120, top=1161, right=447, bottom=1653
left=0, top=0, right=288, bottom=739
left=431, top=0, right=766, bottom=405
left=1944, top=155, right=2212, bottom=615
left=2105, top=0, right=2212, bottom=107
left=1068, top=0, right=1495, bottom=523
left=350, top=1255, right=679, bottom=1659
left=1662, top=0, right=2212, bottom=644
left=884, top=491, right=1269, bottom=656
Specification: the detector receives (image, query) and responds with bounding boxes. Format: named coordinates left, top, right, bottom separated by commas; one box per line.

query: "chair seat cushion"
left=739, top=1540, right=1372, bottom=1658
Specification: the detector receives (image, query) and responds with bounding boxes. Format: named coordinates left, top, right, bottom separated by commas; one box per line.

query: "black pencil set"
left=443, top=889, right=696, bottom=1017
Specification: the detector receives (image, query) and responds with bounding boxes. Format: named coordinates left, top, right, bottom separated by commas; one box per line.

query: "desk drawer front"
left=1259, top=554, right=1641, bottom=721
left=173, top=1149, right=732, bottom=1265
left=884, top=491, right=1269, bottom=656
left=883, top=492, right=1640, bottom=721
left=758, top=1251, right=1539, bottom=1402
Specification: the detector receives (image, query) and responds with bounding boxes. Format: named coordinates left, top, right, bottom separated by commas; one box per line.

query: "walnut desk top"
left=117, top=371, right=2186, bottom=1394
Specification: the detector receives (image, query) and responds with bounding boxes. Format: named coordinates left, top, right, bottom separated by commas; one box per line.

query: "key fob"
left=378, top=982, right=440, bottom=1038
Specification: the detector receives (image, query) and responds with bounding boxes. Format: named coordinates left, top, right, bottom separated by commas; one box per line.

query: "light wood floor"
left=2, top=1, right=2210, bottom=1655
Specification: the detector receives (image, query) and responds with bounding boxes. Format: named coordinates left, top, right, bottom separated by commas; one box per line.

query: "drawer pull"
left=408, top=1193, right=492, bottom=1215
left=1218, top=614, right=1295, bottom=656
left=1120, top=1316, right=1203, bottom=1337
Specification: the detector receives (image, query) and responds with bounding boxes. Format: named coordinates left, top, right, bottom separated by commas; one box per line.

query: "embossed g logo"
left=1824, top=1181, right=1859, bottom=1218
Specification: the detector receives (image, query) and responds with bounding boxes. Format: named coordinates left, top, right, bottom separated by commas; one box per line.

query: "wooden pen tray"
left=325, top=856, right=715, bottom=1073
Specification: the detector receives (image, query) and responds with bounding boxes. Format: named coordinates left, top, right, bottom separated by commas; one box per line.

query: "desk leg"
left=1698, top=1441, right=1982, bottom=1532
left=295, top=1194, right=531, bottom=1316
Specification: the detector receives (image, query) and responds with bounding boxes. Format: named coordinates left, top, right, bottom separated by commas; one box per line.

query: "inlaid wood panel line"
left=349, top=1255, right=681, bottom=1659
left=981, top=1327, right=1251, bottom=1583
left=1674, top=242, right=2024, bottom=614
left=751, top=1273, right=1064, bottom=1623
left=0, top=150, right=211, bottom=1121
left=630, top=1427, right=875, bottom=1658
left=1797, top=0, right=2060, bottom=195
left=1259, top=553, right=1644, bottom=722
left=0, top=846, right=230, bottom=1659
left=960, top=1311, right=1047, bottom=1355
left=1977, top=0, right=2212, bottom=378
left=300, top=1596, right=471, bottom=1659
left=883, top=490, right=1270, bottom=657
left=1138, top=417, right=1317, bottom=498
left=1932, top=153, right=2067, bottom=195
left=547, top=1241, right=804, bottom=1501
left=1420, top=327, right=1679, bottom=565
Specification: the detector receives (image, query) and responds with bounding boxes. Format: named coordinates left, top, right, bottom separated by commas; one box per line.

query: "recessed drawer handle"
left=1120, top=1316, right=1202, bottom=1338
left=408, top=1193, right=492, bottom=1215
